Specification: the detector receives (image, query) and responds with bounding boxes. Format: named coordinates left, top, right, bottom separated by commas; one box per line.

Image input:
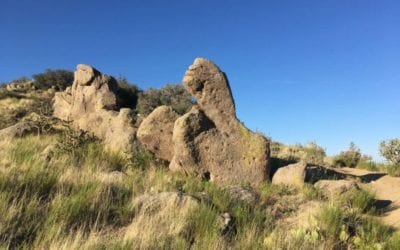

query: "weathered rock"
left=53, top=64, right=136, bottom=152
left=272, top=161, right=348, bottom=187
left=225, top=185, right=258, bottom=206
left=183, top=58, right=236, bottom=134
left=135, top=58, right=269, bottom=186
left=272, top=162, right=307, bottom=187
left=6, top=80, right=34, bottom=92
left=137, top=106, right=179, bottom=161
left=0, top=120, right=33, bottom=138
left=315, top=179, right=359, bottom=198
left=167, top=58, right=270, bottom=187
left=0, top=112, right=47, bottom=138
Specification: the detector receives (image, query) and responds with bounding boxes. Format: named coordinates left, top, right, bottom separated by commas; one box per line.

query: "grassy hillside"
left=1, top=80, right=400, bottom=249
left=0, top=132, right=400, bottom=249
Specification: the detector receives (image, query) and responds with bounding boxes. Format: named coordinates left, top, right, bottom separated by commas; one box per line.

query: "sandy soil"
left=338, top=167, right=400, bottom=229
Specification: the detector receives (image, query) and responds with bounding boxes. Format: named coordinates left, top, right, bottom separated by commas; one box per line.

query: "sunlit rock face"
left=139, top=58, right=270, bottom=187
left=53, top=64, right=136, bottom=152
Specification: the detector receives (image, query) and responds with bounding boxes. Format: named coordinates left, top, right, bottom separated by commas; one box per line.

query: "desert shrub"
left=352, top=218, right=393, bottom=249
left=271, top=142, right=326, bottom=166
left=56, top=124, right=96, bottom=154
left=301, top=183, right=323, bottom=201
left=33, top=69, right=73, bottom=90
left=380, top=138, right=400, bottom=165
left=303, top=142, right=327, bottom=165
left=356, top=155, right=379, bottom=171
left=136, top=84, right=193, bottom=116
left=333, top=143, right=361, bottom=168
left=315, top=205, right=346, bottom=245
left=344, top=189, right=376, bottom=214
left=115, top=77, right=141, bottom=109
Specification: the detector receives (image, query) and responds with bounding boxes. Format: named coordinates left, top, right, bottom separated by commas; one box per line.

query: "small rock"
left=315, top=179, right=359, bottom=198
left=225, top=185, right=258, bottom=206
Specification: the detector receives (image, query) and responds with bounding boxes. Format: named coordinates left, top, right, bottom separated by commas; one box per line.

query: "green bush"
left=136, top=84, right=194, bottom=116
left=115, top=77, right=141, bottom=109
left=333, top=143, right=361, bottom=168
left=303, top=142, right=327, bottom=165
left=33, top=69, right=73, bottom=90
left=380, top=138, right=400, bottom=165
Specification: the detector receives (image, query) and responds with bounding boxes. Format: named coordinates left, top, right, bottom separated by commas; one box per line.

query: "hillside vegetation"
left=1, top=68, right=400, bottom=249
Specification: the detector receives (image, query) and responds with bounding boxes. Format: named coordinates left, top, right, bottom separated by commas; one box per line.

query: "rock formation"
left=53, top=64, right=136, bottom=152
left=136, top=106, right=179, bottom=161
left=272, top=161, right=348, bottom=187
left=315, top=179, right=359, bottom=198
left=138, top=58, right=270, bottom=186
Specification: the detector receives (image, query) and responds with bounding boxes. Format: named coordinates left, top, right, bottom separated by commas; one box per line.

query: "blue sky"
left=1, top=0, right=399, bottom=160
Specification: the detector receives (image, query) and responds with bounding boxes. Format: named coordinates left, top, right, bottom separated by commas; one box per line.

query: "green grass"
left=0, top=134, right=399, bottom=249
left=356, top=159, right=400, bottom=177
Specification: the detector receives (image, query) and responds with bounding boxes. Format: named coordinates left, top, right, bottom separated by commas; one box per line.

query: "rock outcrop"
left=315, top=179, right=359, bottom=198
left=272, top=161, right=348, bottom=187
left=272, top=162, right=308, bottom=187
left=53, top=64, right=136, bottom=152
left=136, top=106, right=178, bottom=161
left=138, top=58, right=270, bottom=187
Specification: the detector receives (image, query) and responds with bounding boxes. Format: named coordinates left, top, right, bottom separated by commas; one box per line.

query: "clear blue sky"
left=1, top=0, right=399, bottom=160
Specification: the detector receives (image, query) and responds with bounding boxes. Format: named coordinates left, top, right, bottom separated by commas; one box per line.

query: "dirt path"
left=337, top=167, right=400, bottom=229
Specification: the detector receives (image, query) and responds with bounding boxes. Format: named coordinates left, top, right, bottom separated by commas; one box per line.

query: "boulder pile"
left=53, top=64, right=136, bottom=152
left=138, top=58, right=271, bottom=187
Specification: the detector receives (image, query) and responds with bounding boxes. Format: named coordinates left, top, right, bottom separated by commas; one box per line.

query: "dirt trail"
left=337, top=167, right=400, bottom=229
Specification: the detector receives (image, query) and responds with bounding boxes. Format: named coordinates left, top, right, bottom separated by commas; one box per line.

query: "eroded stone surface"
left=139, top=58, right=270, bottom=187
left=315, top=179, right=359, bottom=198
left=137, top=106, right=179, bottom=161
left=272, top=162, right=307, bottom=187
left=53, top=64, right=136, bottom=152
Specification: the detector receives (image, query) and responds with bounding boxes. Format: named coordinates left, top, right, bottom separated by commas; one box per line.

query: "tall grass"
left=0, top=134, right=399, bottom=249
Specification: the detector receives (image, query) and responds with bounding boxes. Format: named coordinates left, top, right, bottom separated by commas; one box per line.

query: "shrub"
left=33, top=69, right=73, bottom=90
left=303, top=142, right=327, bottom=165
left=270, top=142, right=326, bottom=166
left=136, top=84, right=193, bottom=116
left=356, top=155, right=379, bottom=171
left=115, top=77, right=141, bottom=109
left=333, top=143, right=361, bottom=168
left=380, top=138, right=400, bottom=165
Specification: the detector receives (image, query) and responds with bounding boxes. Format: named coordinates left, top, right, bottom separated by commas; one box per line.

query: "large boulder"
left=53, top=64, right=136, bottom=152
left=272, top=162, right=308, bottom=187
left=171, top=58, right=270, bottom=187
left=137, top=106, right=179, bottom=161
left=140, top=58, right=270, bottom=187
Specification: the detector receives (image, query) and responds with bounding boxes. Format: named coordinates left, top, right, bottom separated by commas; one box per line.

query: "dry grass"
left=0, top=134, right=399, bottom=249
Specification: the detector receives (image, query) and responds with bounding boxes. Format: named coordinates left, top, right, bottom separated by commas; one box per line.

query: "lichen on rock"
left=53, top=64, right=137, bottom=152
left=138, top=58, right=271, bottom=187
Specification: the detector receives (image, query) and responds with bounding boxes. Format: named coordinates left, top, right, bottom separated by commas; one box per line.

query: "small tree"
left=115, top=77, right=142, bottom=109
left=380, top=139, right=400, bottom=165
left=136, top=84, right=194, bottom=116
left=333, top=142, right=361, bottom=168
left=33, top=69, right=73, bottom=90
